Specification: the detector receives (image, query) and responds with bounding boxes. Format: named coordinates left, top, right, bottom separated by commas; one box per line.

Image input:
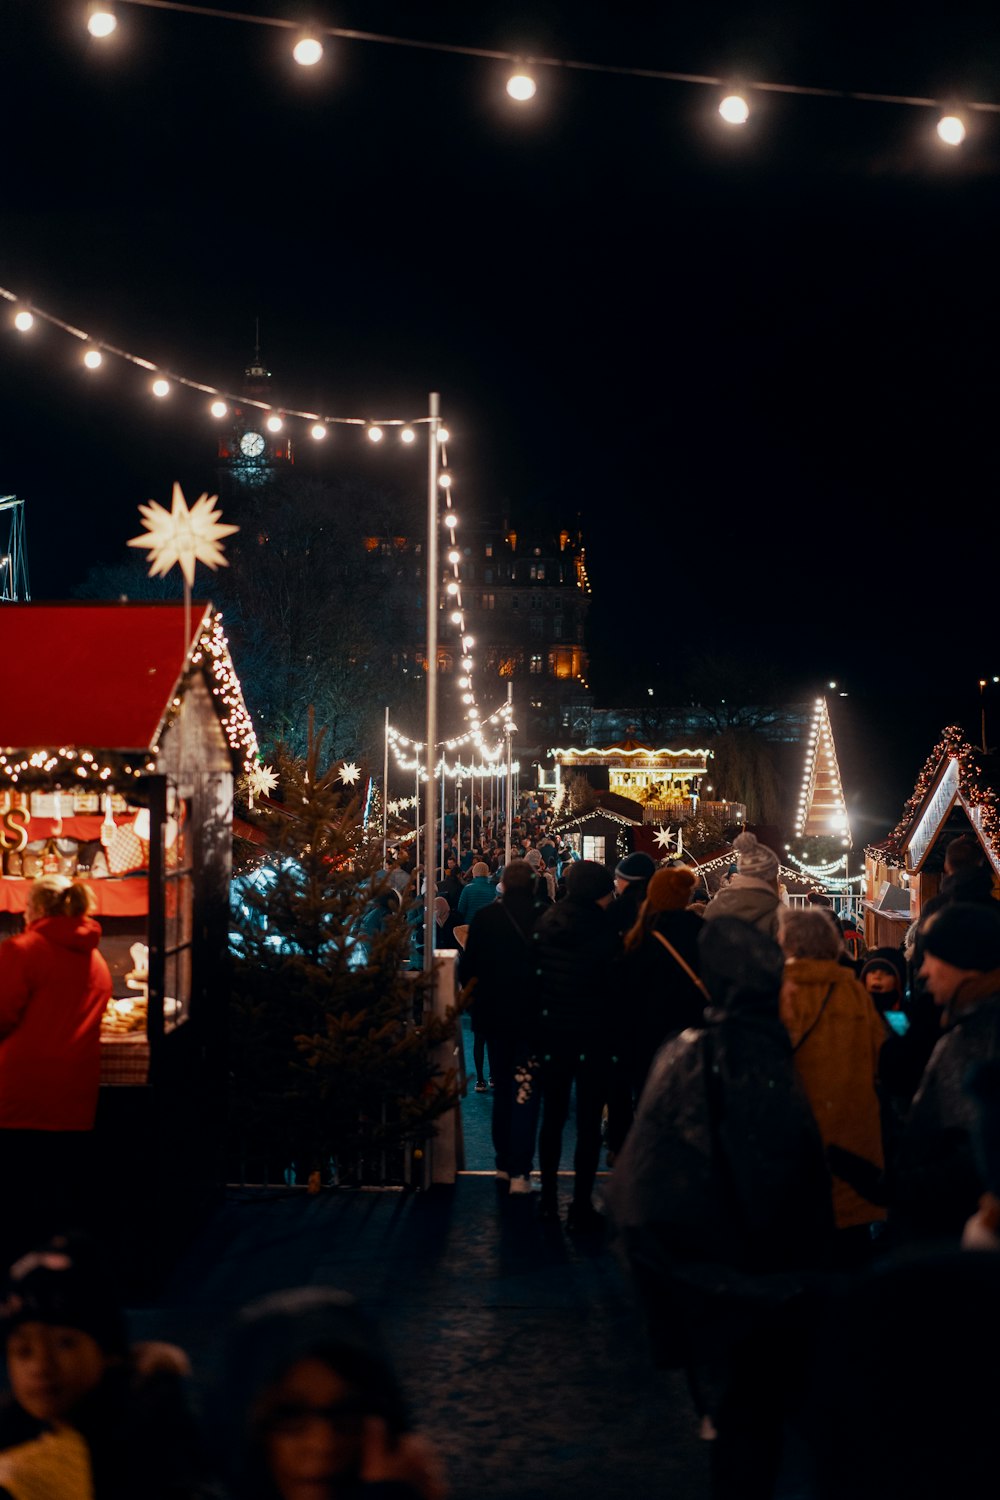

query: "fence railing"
left=785, top=891, right=866, bottom=925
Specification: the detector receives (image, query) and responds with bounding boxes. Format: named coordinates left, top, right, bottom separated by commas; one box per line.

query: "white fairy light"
left=507, top=71, right=536, bottom=101
left=293, top=35, right=324, bottom=67
left=367, top=425, right=384, bottom=442
left=83, top=348, right=103, bottom=369
left=400, top=427, right=416, bottom=443
left=438, top=473, right=452, bottom=488
left=310, top=423, right=327, bottom=440
left=443, top=513, right=458, bottom=528
left=13, top=310, right=33, bottom=332
left=437, top=428, right=450, bottom=443
left=937, top=115, right=966, bottom=145
left=87, top=5, right=117, bottom=38
left=210, top=399, right=228, bottom=418
left=151, top=378, right=170, bottom=398
left=266, top=414, right=283, bottom=432
left=719, top=93, right=750, bottom=125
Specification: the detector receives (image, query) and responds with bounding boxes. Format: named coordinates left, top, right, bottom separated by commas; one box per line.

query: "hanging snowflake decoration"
left=654, top=824, right=675, bottom=852
left=127, top=482, right=239, bottom=586
left=338, top=761, right=361, bottom=786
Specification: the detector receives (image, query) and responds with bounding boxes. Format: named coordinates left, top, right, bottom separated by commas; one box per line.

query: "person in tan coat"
left=778, top=907, right=888, bottom=1263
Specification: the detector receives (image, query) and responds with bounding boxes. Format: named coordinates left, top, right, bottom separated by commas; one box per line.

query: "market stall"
left=0, top=600, right=256, bottom=1282
left=863, top=726, right=1000, bottom=950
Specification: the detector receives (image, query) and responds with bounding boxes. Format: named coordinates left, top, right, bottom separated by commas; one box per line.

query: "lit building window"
left=530, top=654, right=543, bottom=674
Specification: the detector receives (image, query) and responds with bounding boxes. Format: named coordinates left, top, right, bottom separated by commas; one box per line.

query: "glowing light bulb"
left=438, top=473, right=452, bottom=488
left=368, top=425, right=384, bottom=443
left=719, top=93, right=750, bottom=125
left=446, top=582, right=459, bottom=595
left=437, top=427, right=450, bottom=443
left=13, top=310, right=33, bottom=332
left=450, top=610, right=462, bottom=624
left=266, top=414, right=283, bottom=432
left=83, top=348, right=103, bottom=369
left=400, top=427, right=416, bottom=443
left=463, top=636, right=475, bottom=649
left=448, top=550, right=460, bottom=564
left=937, top=115, right=966, bottom=145
left=311, top=423, right=327, bottom=440
left=293, top=35, right=323, bottom=66
left=507, top=71, right=536, bottom=101
left=210, top=399, right=227, bottom=418
left=87, top=5, right=117, bottom=38
left=152, top=378, right=170, bottom=398
left=443, top=513, right=458, bottom=528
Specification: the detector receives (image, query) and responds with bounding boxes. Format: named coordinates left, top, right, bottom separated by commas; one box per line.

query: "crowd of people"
left=1, top=805, right=999, bottom=1497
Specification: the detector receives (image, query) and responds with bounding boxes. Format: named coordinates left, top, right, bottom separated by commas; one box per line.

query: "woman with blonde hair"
left=0, top=876, right=112, bottom=1265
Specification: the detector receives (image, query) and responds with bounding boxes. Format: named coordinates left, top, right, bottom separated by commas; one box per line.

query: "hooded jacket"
left=702, top=875, right=781, bottom=939
left=780, top=957, right=887, bottom=1229
left=0, top=915, right=112, bottom=1130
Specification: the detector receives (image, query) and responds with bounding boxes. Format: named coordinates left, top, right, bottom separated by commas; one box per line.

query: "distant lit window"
left=530, top=654, right=543, bottom=674
left=481, top=593, right=495, bottom=609
left=485, top=545, right=493, bottom=557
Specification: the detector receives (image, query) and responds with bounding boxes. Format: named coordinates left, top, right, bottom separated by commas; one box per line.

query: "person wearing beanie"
left=531, top=859, right=622, bottom=1232
left=891, top=901, right=1000, bottom=1244
left=778, top=908, right=888, bottom=1258
left=0, top=1232, right=206, bottom=1500
left=859, top=947, right=908, bottom=1014
left=212, top=1286, right=446, bottom=1500
left=702, top=832, right=782, bottom=940
left=610, top=851, right=657, bottom=937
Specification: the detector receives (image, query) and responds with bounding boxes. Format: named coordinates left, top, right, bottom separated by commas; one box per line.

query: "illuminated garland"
left=84, top=0, right=1000, bottom=142
left=794, top=697, right=851, bottom=844
left=865, top=725, right=1000, bottom=870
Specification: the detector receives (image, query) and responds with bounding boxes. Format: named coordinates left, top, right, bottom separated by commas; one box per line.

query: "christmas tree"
left=229, top=725, right=461, bottom=1186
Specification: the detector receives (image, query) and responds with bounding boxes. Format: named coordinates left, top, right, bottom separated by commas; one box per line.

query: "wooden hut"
left=863, top=726, right=1000, bottom=951
left=0, top=601, right=256, bottom=1282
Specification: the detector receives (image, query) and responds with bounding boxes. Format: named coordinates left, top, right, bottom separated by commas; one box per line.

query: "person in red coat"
left=0, top=876, right=112, bottom=1266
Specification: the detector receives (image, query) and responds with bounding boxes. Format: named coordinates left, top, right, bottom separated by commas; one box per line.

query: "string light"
left=151, top=378, right=170, bottom=398
left=367, top=425, right=384, bottom=443
left=265, top=413, right=283, bottom=432
left=719, top=94, right=750, bottom=125
left=937, top=114, right=966, bottom=145
left=83, top=0, right=1000, bottom=135
left=310, top=423, right=326, bottom=440
left=87, top=4, right=117, bottom=39
left=400, top=427, right=416, bottom=444
left=83, top=348, right=103, bottom=369
left=210, top=399, right=228, bottom=418
left=292, top=35, right=323, bottom=67
left=868, top=726, right=1000, bottom=872
left=13, top=310, right=33, bottom=333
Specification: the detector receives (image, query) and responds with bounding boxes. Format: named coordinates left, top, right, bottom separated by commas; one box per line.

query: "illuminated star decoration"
left=127, top=482, right=239, bottom=587
left=249, top=762, right=279, bottom=801
left=338, top=761, right=361, bottom=786
left=654, top=824, right=675, bottom=852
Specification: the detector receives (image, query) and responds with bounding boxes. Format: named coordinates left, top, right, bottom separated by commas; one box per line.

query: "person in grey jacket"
left=702, top=832, right=781, bottom=940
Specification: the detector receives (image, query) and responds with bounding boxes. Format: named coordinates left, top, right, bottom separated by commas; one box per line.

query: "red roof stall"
left=0, top=601, right=256, bottom=1283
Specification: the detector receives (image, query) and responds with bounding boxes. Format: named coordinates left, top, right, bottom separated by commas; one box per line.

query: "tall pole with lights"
left=423, top=394, right=440, bottom=973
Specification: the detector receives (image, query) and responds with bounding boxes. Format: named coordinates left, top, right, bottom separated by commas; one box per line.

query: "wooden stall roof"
left=865, top=726, right=1000, bottom=877
left=0, top=601, right=216, bottom=752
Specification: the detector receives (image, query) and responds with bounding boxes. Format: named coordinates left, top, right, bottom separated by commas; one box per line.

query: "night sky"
left=3, top=1, right=1000, bottom=831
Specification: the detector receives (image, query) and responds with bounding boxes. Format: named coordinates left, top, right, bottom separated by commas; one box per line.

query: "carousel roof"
left=0, top=601, right=225, bottom=752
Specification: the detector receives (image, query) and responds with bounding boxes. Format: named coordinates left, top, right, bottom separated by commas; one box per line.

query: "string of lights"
left=81, top=0, right=998, bottom=145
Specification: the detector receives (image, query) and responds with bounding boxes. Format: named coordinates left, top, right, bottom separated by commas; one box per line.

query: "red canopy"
left=0, top=602, right=211, bottom=751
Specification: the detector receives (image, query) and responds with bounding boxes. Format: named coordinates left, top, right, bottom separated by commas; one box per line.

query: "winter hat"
left=732, top=831, right=780, bottom=882
left=922, top=901, right=1000, bottom=972
left=524, top=848, right=544, bottom=870
left=614, top=851, right=657, bottom=884
left=645, top=866, right=696, bottom=912
left=565, top=859, right=615, bottom=903
left=860, top=946, right=907, bottom=990
left=0, top=1234, right=128, bottom=1356
left=471, top=861, right=490, bottom=879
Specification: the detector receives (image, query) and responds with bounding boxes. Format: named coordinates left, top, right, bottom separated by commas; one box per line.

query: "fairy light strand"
left=91, top=0, right=1000, bottom=121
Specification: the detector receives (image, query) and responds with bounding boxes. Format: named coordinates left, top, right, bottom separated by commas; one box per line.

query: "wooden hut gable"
left=866, top=726, right=1000, bottom=879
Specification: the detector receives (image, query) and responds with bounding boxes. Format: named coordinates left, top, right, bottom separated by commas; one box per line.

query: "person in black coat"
left=532, top=860, right=622, bottom=1231
left=458, top=860, right=547, bottom=1191
left=605, top=917, right=834, bottom=1500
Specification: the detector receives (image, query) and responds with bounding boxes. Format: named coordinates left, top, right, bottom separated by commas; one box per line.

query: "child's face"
left=864, top=967, right=900, bottom=1001
left=263, top=1357, right=367, bottom=1500
left=6, top=1321, right=107, bottom=1423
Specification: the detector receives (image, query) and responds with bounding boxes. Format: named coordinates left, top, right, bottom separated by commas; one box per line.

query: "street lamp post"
left=423, top=394, right=440, bottom=973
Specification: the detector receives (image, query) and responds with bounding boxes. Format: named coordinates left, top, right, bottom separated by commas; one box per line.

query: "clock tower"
left=218, top=329, right=294, bottom=483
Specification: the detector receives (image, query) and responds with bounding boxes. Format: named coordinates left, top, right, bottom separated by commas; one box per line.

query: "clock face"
left=240, top=430, right=266, bottom=458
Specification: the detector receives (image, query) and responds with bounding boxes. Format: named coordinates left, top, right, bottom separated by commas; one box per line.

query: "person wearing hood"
left=211, top=1286, right=447, bottom=1500
left=605, top=917, right=833, bottom=1499
left=702, top=832, right=781, bottom=939
left=0, top=876, right=112, bottom=1265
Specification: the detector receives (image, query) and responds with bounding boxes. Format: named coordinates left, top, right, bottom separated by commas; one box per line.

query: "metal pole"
left=439, top=758, right=445, bottom=880
left=423, top=394, right=440, bottom=973
left=382, top=706, right=389, bottom=868
left=505, top=681, right=513, bottom=866
left=981, top=680, right=988, bottom=754
left=414, top=762, right=420, bottom=873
